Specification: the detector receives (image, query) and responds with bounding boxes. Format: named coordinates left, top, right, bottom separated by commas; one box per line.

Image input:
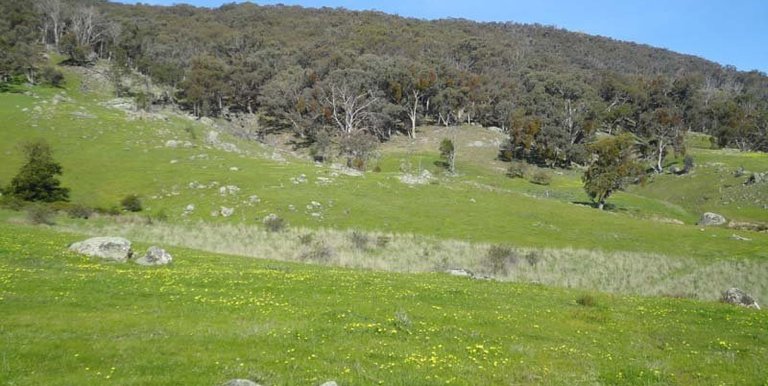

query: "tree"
left=438, top=138, right=456, bottom=174
left=8, top=139, right=69, bottom=202
left=582, top=134, right=643, bottom=210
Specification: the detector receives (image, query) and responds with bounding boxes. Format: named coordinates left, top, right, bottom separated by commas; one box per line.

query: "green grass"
left=1, top=221, right=767, bottom=385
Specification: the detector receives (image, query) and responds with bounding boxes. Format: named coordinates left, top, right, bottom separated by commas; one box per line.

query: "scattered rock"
left=220, top=207, right=235, bottom=217
left=165, top=139, right=194, bottom=148
left=219, top=185, right=241, bottom=196
left=319, top=382, right=338, bottom=386
left=291, top=174, right=308, bottom=184
left=229, top=166, right=240, bottom=171
left=331, top=163, right=363, bottom=177
left=446, top=268, right=474, bottom=277
left=399, top=169, right=433, bottom=185
left=222, top=380, right=261, bottom=386
left=68, top=237, right=133, bottom=262
left=721, top=288, right=760, bottom=310
left=134, top=246, right=173, bottom=266
left=697, top=212, right=726, bottom=226
left=316, top=176, right=334, bottom=186
left=247, top=195, right=261, bottom=205
left=205, top=130, right=240, bottom=153
left=70, top=111, right=96, bottom=119
left=727, top=220, right=768, bottom=232
left=182, top=204, right=195, bottom=216
left=745, top=172, right=767, bottom=185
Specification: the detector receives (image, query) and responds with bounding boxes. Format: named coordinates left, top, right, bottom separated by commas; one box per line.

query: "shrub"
left=372, top=165, right=382, bottom=173
left=299, top=242, right=334, bottom=263
left=67, top=204, right=94, bottom=219
left=506, top=161, right=527, bottom=178
left=8, top=139, right=69, bottom=202
left=683, top=155, right=695, bottom=173
left=40, top=66, right=65, bottom=87
left=576, top=294, right=597, bottom=307
left=484, top=245, right=519, bottom=275
left=0, top=194, right=26, bottom=211
left=376, top=235, right=391, bottom=248
left=263, top=214, right=285, bottom=232
left=298, top=233, right=315, bottom=246
left=529, top=169, right=552, bottom=185
left=26, top=204, right=56, bottom=225
left=120, top=194, right=142, bottom=212
left=525, top=251, right=540, bottom=266
left=349, top=230, right=370, bottom=250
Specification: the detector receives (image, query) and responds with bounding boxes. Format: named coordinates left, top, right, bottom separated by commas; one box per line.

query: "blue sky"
left=113, top=0, right=768, bottom=73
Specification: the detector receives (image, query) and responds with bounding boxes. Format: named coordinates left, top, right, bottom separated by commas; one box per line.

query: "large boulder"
left=698, top=212, right=726, bottom=226
left=134, top=246, right=173, bottom=266
left=721, top=288, right=760, bottom=310
left=69, top=237, right=133, bottom=262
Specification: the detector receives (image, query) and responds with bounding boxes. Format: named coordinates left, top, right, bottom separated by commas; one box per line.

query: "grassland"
left=2, top=221, right=767, bottom=385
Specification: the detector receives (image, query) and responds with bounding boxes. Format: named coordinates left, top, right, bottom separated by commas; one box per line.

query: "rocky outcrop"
left=134, top=246, right=173, bottom=266
left=68, top=237, right=133, bottom=262
left=698, top=212, right=726, bottom=226
left=222, top=380, right=260, bottom=386
left=721, top=288, right=760, bottom=310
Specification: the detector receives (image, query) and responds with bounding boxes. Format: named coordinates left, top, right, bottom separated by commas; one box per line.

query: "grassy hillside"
left=2, top=221, right=767, bottom=385
left=1, top=67, right=766, bottom=262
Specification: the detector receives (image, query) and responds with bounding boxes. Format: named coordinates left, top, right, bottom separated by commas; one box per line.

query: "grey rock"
left=697, top=212, right=726, bottom=226
left=721, top=288, right=760, bottom=310
left=446, top=268, right=474, bottom=277
left=134, top=246, right=172, bottom=266
left=745, top=172, right=767, bottom=185
left=69, top=237, right=132, bottom=262
left=222, top=379, right=260, bottom=386
left=320, top=382, right=338, bottom=386
left=220, top=207, right=235, bottom=217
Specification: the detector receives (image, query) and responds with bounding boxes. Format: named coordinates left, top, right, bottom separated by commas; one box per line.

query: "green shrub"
left=67, top=204, right=94, bottom=219
left=376, top=235, right=391, bottom=248
left=683, top=155, right=695, bottom=173
left=263, top=214, right=285, bottom=233
left=529, top=169, right=552, bottom=185
left=40, top=66, right=65, bottom=87
left=506, top=161, right=527, bottom=178
left=0, top=194, right=26, bottom=211
left=349, top=230, right=370, bottom=250
left=298, top=233, right=315, bottom=246
left=299, top=242, right=334, bottom=263
left=120, top=194, right=143, bottom=212
left=26, top=204, right=56, bottom=225
left=484, top=245, right=519, bottom=275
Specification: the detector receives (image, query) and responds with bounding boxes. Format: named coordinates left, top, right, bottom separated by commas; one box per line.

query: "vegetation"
left=437, top=138, right=456, bottom=173
left=2, top=221, right=767, bottom=385
left=583, top=134, right=644, bottom=210
left=7, top=139, right=69, bottom=203
left=120, top=194, right=142, bottom=212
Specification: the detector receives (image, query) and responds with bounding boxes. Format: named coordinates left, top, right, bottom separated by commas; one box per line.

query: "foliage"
left=683, top=155, right=695, bottom=173
left=576, top=294, right=597, bottom=307
left=263, top=214, right=286, bottom=233
left=583, top=134, right=644, bottom=210
left=120, top=194, right=142, bottom=212
left=529, top=169, right=552, bottom=185
left=40, top=66, right=65, bottom=87
left=505, top=161, right=527, bottom=178
left=437, top=138, right=456, bottom=173
left=25, top=204, right=56, bottom=225
left=7, top=139, right=69, bottom=203
left=484, top=245, right=518, bottom=275
left=66, top=204, right=94, bottom=219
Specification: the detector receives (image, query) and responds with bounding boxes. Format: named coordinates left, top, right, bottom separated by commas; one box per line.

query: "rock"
left=319, top=382, right=338, bottom=386
left=697, top=212, right=726, bottom=226
left=134, top=246, right=172, bottom=266
left=721, top=288, right=760, bottom=310
left=182, top=204, right=195, bottom=216
left=69, top=237, right=133, bottom=262
left=220, top=207, right=235, bottom=217
left=222, top=379, right=260, bottom=386
left=668, top=165, right=683, bottom=175
left=219, top=185, right=240, bottom=196
left=745, top=172, right=767, bottom=185
left=399, top=169, right=433, bottom=185
left=446, top=268, right=474, bottom=277
left=165, top=139, right=193, bottom=148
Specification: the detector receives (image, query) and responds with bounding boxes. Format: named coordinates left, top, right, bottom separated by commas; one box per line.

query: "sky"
left=113, top=0, right=768, bottom=74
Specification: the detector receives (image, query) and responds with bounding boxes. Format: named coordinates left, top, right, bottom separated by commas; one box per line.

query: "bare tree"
left=322, top=71, right=378, bottom=135
left=71, top=6, right=103, bottom=48
left=36, top=0, right=64, bottom=49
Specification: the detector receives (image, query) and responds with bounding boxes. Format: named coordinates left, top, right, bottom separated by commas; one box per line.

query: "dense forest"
left=2, top=0, right=767, bottom=168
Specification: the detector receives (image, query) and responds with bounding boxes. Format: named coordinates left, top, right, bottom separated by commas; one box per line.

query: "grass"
left=48, top=211, right=768, bottom=302
left=1, top=221, right=767, bottom=385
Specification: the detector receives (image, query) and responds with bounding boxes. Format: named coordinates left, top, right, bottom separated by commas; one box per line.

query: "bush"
left=67, top=204, right=94, bottom=219
left=506, top=161, right=527, bottom=178
left=0, top=194, right=26, bottom=211
left=298, top=233, right=315, bottom=246
left=349, top=230, right=370, bottom=250
left=120, top=194, right=143, bottom=212
left=683, top=155, right=695, bottom=173
left=525, top=251, right=540, bottom=266
left=299, top=242, right=334, bottom=263
left=8, top=139, right=69, bottom=202
left=263, top=214, right=285, bottom=232
left=40, top=66, right=65, bottom=87
left=26, top=204, right=56, bottom=225
left=529, top=169, right=552, bottom=185
left=484, top=245, right=519, bottom=275
left=376, top=235, right=391, bottom=248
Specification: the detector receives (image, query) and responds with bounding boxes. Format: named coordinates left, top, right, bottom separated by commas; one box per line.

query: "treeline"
left=2, top=0, right=767, bottom=168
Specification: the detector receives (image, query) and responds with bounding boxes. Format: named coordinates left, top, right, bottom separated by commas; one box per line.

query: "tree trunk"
left=656, top=139, right=665, bottom=173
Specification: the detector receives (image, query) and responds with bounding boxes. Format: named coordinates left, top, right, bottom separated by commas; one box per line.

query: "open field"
left=1, top=221, right=767, bottom=385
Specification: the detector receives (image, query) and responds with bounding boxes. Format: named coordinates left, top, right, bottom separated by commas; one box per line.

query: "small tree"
left=8, top=139, right=69, bottom=202
left=438, top=138, right=456, bottom=174
left=120, top=194, right=142, bottom=212
left=582, top=134, right=643, bottom=210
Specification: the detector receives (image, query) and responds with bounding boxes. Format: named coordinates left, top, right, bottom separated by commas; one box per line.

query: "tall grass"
left=60, top=216, right=768, bottom=302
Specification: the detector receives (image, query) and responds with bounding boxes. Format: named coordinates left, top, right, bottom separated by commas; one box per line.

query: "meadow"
left=1, top=221, right=767, bottom=385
